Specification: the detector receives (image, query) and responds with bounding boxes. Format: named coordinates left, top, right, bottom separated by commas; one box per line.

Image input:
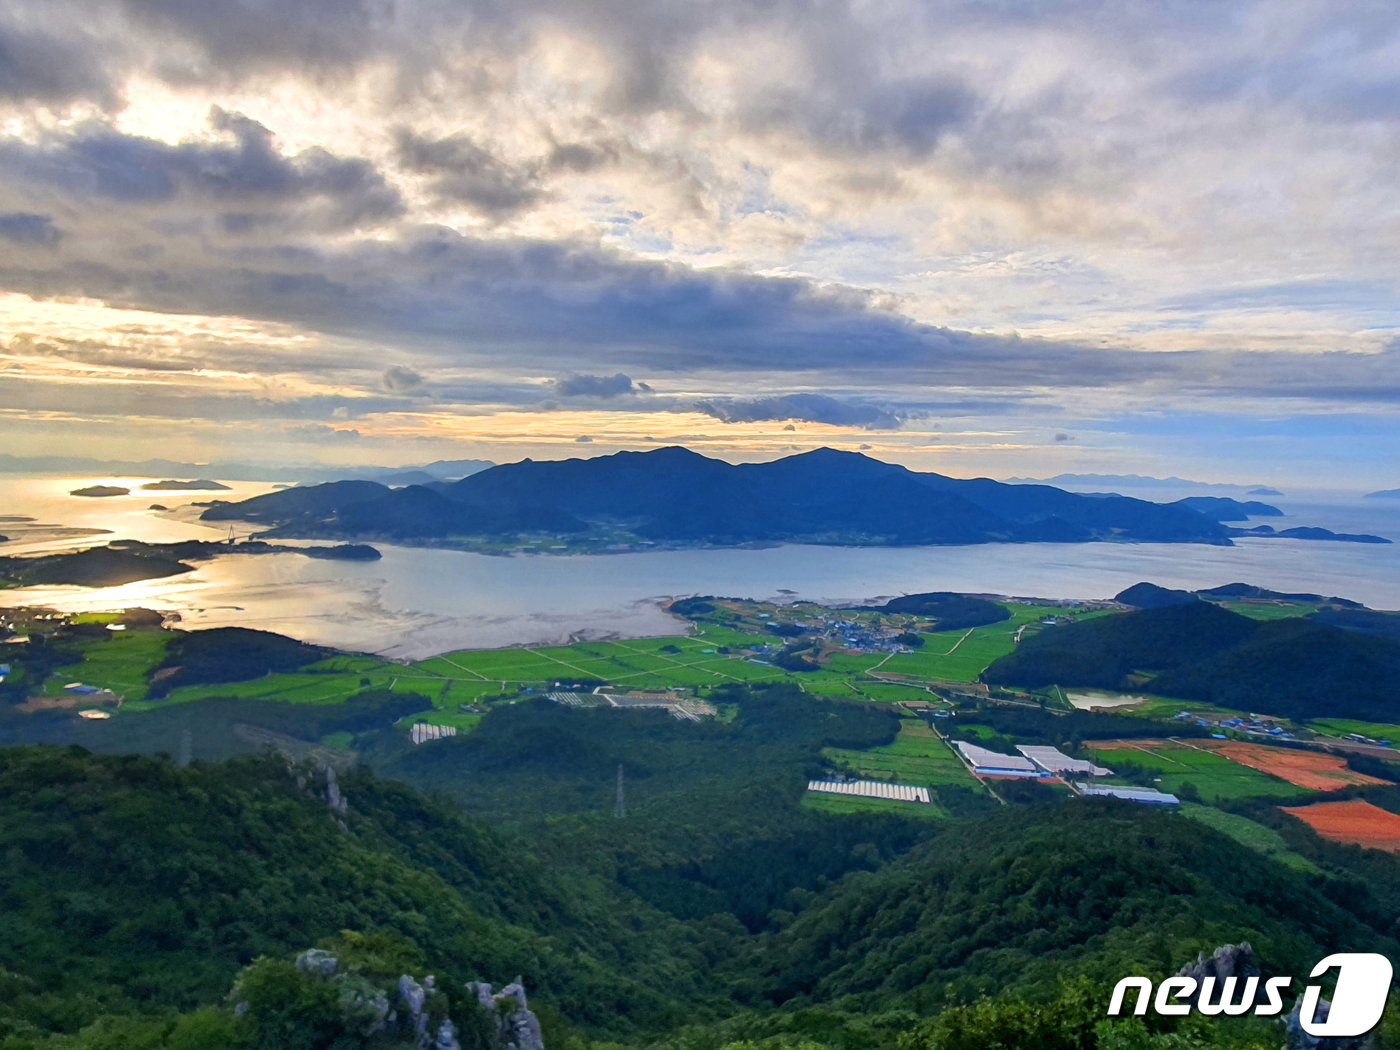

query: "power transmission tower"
left=614, top=763, right=626, bottom=819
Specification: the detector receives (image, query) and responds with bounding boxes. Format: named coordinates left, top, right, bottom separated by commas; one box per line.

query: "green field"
left=1308, top=717, right=1400, bottom=743
left=43, top=629, right=172, bottom=702
left=42, top=599, right=1130, bottom=758
left=802, top=790, right=949, bottom=820
left=873, top=604, right=1112, bottom=683
left=1180, top=804, right=1320, bottom=873
left=823, top=719, right=980, bottom=787
left=1086, top=742, right=1301, bottom=801
left=1216, top=601, right=1321, bottom=621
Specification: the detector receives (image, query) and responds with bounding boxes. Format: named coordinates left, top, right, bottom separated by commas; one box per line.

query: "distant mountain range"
left=201, top=446, right=1241, bottom=548
left=1367, top=488, right=1400, bottom=500
left=0, top=453, right=494, bottom=484
left=1004, top=472, right=1273, bottom=492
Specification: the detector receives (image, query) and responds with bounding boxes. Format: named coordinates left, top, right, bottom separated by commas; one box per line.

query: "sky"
left=0, top=0, right=1397, bottom=487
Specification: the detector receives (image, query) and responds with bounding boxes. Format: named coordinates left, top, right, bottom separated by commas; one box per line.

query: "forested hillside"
left=984, top=602, right=1400, bottom=721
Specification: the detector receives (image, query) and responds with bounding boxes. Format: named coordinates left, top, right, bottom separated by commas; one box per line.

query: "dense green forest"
left=10, top=743, right=1400, bottom=1049
left=983, top=602, right=1400, bottom=721
left=6, top=674, right=1400, bottom=1049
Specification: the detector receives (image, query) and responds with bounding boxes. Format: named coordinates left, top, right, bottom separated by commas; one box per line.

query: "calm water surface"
left=2, top=475, right=1397, bottom=659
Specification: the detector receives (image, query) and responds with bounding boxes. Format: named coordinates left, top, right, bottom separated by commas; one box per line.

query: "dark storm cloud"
left=692, top=393, right=905, bottom=430
left=382, top=365, right=424, bottom=393
left=114, top=0, right=394, bottom=79
left=0, top=212, right=60, bottom=245
left=394, top=129, right=544, bottom=221
left=0, top=23, right=117, bottom=107
left=553, top=373, right=640, bottom=398
left=0, top=110, right=402, bottom=229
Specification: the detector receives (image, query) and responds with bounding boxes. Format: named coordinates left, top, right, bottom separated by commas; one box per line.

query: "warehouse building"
left=953, top=741, right=1048, bottom=778
left=1017, top=745, right=1113, bottom=777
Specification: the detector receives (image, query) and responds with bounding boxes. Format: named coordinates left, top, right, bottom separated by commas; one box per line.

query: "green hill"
left=0, top=747, right=705, bottom=1044
left=984, top=602, right=1400, bottom=721
left=752, top=800, right=1399, bottom=1012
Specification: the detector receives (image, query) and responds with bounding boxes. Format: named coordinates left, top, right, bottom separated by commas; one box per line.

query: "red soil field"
left=1196, top=740, right=1388, bottom=791
left=1281, top=799, right=1400, bottom=852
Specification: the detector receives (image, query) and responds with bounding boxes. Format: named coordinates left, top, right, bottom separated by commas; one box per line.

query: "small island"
left=140, top=479, right=231, bottom=491
left=70, top=485, right=130, bottom=498
left=0, top=539, right=381, bottom=588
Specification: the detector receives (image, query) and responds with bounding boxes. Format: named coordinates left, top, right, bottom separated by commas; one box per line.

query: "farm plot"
left=875, top=604, right=1107, bottom=683
left=1181, top=804, right=1319, bottom=873
left=1308, top=718, right=1400, bottom=744
left=1281, top=799, right=1400, bottom=852
left=1087, top=740, right=1302, bottom=801
left=1195, top=739, right=1389, bottom=791
left=824, top=720, right=979, bottom=787
left=802, top=790, right=948, bottom=820
left=45, top=630, right=172, bottom=701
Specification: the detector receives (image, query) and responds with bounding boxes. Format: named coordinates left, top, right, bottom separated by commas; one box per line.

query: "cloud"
left=0, top=23, right=118, bottom=107
left=382, top=365, right=423, bottom=393
left=553, top=372, right=640, bottom=398
left=1054, top=432, right=1073, bottom=442
left=0, top=212, right=60, bottom=245
left=289, top=423, right=362, bottom=442
left=692, top=393, right=905, bottom=429
left=0, top=109, right=402, bottom=231
left=394, top=129, right=544, bottom=221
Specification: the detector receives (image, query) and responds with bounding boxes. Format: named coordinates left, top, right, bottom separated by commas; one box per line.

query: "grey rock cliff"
left=472, top=979, right=546, bottom=1050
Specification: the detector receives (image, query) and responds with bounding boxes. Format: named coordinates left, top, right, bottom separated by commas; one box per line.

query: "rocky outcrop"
left=1177, top=942, right=1261, bottom=985
left=471, top=980, right=546, bottom=1050
left=270, top=950, right=534, bottom=1050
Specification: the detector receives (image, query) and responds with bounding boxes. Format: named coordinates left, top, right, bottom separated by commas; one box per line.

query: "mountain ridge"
left=201, top=446, right=1238, bottom=549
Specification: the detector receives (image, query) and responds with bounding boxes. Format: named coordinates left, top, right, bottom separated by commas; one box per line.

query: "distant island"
left=70, top=485, right=129, bottom=498
left=1229, top=524, right=1390, bottom=544
left=1367, top=488, right=1400, bottom=500
left=0, top=539, right=380, bottom=588
left=193, top=447, right=1388, bottom=553
left=1246, top=486, right=1284, bottom=497
left=140, top=479, right=231, bottom=491
left=199, top=446, right=1242, bottom=551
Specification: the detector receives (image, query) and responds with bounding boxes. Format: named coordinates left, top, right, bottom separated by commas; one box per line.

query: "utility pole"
left=614, top=763, right=626, bottom=819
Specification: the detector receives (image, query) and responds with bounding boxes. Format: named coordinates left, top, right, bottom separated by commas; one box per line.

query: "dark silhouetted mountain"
left=139, top=479, right=231, bottom=491
left=0, top=546, right=193, bottom=587
left=1229, top=524, right=1390, bottom=543
left=200, top=479, right=389, bottom=522
left=204, top=447, right=1235, bottom=547
left=1197, top=582, right=1363, bottom=607
left=1306, top=608, right=1400, bottom=641
left=1171, top=496, right=1282, bottom=520
left=1113, top=582, right=1201, bottom=609
left=985, top=601, right=1400, bottom=721
left=852, top=592, right=1011, bottom=630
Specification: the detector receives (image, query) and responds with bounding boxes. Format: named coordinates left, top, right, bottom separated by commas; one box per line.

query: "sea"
left=2, top=474, right=1397, bottom=660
